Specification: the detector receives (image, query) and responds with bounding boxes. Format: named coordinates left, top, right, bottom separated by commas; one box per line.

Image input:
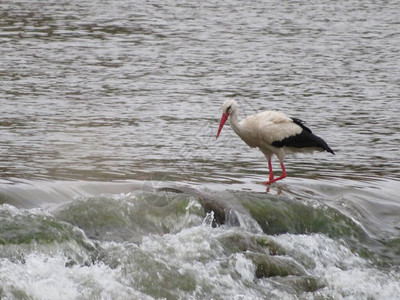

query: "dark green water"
left=1, top=0, right=400, bottom=299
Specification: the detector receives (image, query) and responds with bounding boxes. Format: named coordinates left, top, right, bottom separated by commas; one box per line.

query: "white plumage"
left=216, top=99, right=334, bottom=184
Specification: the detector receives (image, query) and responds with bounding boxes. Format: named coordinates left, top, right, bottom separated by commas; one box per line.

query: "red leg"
left=268, top=158, right=274, bottom=181
left=262, top=161, right=287, bottom=185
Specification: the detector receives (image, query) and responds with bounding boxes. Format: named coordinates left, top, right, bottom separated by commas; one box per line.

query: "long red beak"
left=216, top=113, right=229, bottom=139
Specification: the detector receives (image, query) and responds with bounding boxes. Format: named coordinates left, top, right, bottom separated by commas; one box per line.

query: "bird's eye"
left=226, top=106, right=232, bottom=113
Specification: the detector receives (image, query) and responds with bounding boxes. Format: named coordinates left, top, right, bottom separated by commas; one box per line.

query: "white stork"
left=216, top=100, right=334, bottom=184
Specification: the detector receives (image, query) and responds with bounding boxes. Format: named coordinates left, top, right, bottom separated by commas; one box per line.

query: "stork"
left=216, top=100, right=334, bottom=184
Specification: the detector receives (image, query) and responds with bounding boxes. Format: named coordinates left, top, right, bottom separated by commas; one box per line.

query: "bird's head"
left=216, top=100, right=238, bottom=139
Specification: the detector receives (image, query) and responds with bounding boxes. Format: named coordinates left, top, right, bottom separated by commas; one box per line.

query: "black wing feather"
left=291, top=118, right=312, bottom=133
left=272, top=117, right=335, bottom=154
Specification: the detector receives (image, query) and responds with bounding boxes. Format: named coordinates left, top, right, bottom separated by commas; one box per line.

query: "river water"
left=1, top=0, right=400, bottom=299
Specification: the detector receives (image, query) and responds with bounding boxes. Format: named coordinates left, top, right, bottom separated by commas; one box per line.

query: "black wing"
left=272, top=118, right=335, bottom=154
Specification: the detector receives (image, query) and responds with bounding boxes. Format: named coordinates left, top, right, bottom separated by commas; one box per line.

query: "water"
left=1, top=0, right=400, bottom=299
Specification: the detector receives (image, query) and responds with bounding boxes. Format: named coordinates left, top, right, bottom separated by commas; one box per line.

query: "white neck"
left=228, top=109, right=257, bottom=148
left=229, top=110, right=243, bottom=137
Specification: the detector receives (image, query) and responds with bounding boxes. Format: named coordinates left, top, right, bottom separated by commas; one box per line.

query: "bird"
left=216, top=99, right=334, bottom=185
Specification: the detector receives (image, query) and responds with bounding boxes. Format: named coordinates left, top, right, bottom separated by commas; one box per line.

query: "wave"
left=1, top=179, right=400, bottom=299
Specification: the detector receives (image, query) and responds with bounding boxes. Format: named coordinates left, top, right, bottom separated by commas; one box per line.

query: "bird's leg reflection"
left=265, top=184, right=284, bottom=194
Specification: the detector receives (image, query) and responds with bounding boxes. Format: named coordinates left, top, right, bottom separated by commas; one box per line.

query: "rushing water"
left=1, top=0, right=400, bottom=299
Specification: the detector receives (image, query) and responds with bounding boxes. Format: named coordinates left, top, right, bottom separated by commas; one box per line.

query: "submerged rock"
left=245, top=252, right=306, bottom=278
left=0, top=205, right=98, bottom=265
left=157, top=186, right=241, bottom=227
left=216, top=230, right=285, bottom=256
left=273, top=276, right=324, bottom=293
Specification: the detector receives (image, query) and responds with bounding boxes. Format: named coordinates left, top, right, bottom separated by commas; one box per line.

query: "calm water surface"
left=1, top=0, right=400, bottom=299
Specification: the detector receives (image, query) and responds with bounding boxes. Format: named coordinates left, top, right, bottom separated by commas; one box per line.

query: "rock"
left=244, top=253, right=305, bottom=278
